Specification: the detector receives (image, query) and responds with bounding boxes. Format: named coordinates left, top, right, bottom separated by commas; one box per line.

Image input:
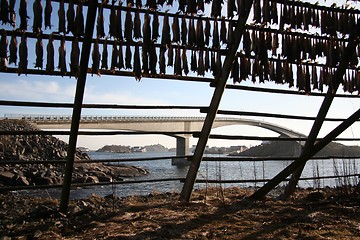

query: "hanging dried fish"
left=159, top=46, right=166, bottom=74
left=19, top=0, right=28, bottom=30
left=32, top=0, right=42, bottom=33
left=262, top=0, right=270, bottom=23
left=271, top=0, right=278, bottom=24
left=214, top=50, right=222, bottom=79
left=136, top=0, right=142, bottom=8
left=152, top=11, right=159, bottom=41
left=253, top=0, right=261, bottom=23
left=110, top=41, right=118, bottom=71
left=92, top=39, right=101, bottom=76
left=204, top=48, right=210, bottom=71
left=258, top=31, right=267, bottom=64
left=161, top=12, right=171, bottom=46
left=220, top=18, right=227, bottom=45
left=286, top=61, right=294, bottom=87
left=227, top=21, right=234, bottom=47
left=9, top=0, right=15, bottom=27
left=167, top=44, right=173, bottom=66
left=134, top=43, right=141, bottom=80
left=265, top=31, right=272, bottom=51
left=305, top=65, right=311, bottom=94
left=18, top=33, right=27, bottom=75
left=134, top=9, right=142, bottom=39
left=142, top=48, right=149, bottom=74
left=271, top=33, right=278, bottom=55
left=0, top=30, right=7, bottom=58
left=96, top=3, right=105, bottom=38
left=181, top=17, right=187, bottom=45
left=172, top=14, right=180, bottom=43
left=125, top=43, right=132, bottom=69
left=187, top=0, right=196, bottom=14
left=115, top=4, right=124, bottom=40
left=191, top=50, right=197, bottom=72
left=237, top=0, right=245, bottom=16
left=70, top=37, right=80, bottom=77
left=227, top=0, right=236, bottom=18
left=58, top=0, right=65, bottom=34
left=196, top=18, right=204, bottom=48
left=211, top=0, right=222, bottom=18
left=231, top=55, right=240, bottom=83
left=58, top=38, right=67, bottom=75
left=9, top=32, right=17, bottom=65
left=182, top=48, right=189, bottom=75
left=210, top=50, right=215, bottom=74
left=312, top=65, right=318, bottom=90
left=0, top=30, right=8, bottom=70
left=75, top=3, right=84, bottom=36
left=46, top=33, right=54, bottom=73
left=275, top=55, right=282, bottom=84
left=149, top=42, right=157, bottom=74
left=198, top=49, right=205, bottom=76
left=0, top=0, right=10, bottom=25
left=67, top=0, right=75, bottom=34
left=243, top=29, right=251, bottom=57
left=204, top=18, right=211, bottom=46
left=197, top=0, right=204, bottom=12
left=44, top=0, right=52, bottom=29
left=174, top=47, right=181, bottom=75
left=101, top=38, right=108, bottom=70
left=239, top=55, right=246, bottom=81
left=109, top=1, right=116, bottom=38
left=124, top=9, right=133, bottom=42
left=188, top=17, right=195, bottom=46
left=251, top=58, right=259, bottom=83
left=117, top=41, right=124, bottom=69
left=142, top=11, right=151, bottom=51
left=178, top=0, right=185, bottom=12
left=35, top=35, right=43, bottom=69
left=212, top=19, right=220, bottom=49
left=296, top=64, right=305, bottom=91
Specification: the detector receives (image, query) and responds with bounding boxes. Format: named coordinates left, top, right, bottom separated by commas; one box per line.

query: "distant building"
left=132, top=146, right=146, bottom=152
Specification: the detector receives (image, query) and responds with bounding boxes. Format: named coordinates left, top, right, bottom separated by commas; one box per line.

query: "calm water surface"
left=22, top=152, right=360, bottom=199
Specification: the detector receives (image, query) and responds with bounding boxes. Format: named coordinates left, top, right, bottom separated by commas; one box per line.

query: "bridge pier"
left=172, top=136, right=190, bottom=166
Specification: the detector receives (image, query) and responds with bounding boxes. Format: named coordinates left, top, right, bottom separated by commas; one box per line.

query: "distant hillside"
left=235, top=140, right=360, bottom=158
left=96, top=144, right=170, bottom=153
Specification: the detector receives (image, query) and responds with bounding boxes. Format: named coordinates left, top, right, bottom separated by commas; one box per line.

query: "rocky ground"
left=0, top=187, right=360, bottom=239
left=0, top=119, right=147, bottom=188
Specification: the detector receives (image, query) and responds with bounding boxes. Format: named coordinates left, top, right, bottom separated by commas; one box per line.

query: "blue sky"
left=1, top=0, right=360, bottom=149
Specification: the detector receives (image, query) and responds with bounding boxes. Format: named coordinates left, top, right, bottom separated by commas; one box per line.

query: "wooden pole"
left=179, top=1, right=254, bottom=202
left=250, top=33, right=359, bottom=200
left=59, top=0, right=98, bottom=213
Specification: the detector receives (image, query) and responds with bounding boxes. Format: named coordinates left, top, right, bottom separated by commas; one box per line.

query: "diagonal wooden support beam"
left=250, top=32, right=359, bottom=200
left=180, top=1, right=254, bottom=202
left=59, top=0, right=98, bottom=213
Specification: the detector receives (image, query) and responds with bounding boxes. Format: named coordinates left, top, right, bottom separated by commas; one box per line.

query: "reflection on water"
left=19, top=151, right=360, bottom=199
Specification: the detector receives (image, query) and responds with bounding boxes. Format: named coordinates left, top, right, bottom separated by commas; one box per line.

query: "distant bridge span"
left=10, top=115, right=305, bottom=165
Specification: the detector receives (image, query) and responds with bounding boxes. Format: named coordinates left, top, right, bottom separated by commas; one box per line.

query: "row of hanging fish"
left=243, top=29, right=360, bottom=68
left=231, top=54, right=360, bottom=94
left=0, top=0, right=84, bottom=36
left=1, top=29, right=359, bottom=94
left=277, top=2, right=359, bottom=36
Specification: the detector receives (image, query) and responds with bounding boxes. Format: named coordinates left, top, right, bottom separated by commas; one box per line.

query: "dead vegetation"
left=1, top=187, right=360, bottom=239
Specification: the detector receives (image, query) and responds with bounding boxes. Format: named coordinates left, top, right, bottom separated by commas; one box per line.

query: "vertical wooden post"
left=180, top=1, right=254, bottom=202
left=59, top=0, right=98, bottom=213
left=250, top=34, right=359, bottom=200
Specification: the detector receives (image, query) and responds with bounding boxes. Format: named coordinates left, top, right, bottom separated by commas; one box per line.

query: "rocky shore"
left=0, top=119, right=148, bottom=188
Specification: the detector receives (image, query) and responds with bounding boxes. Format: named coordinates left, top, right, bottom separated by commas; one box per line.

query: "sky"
left=1, top=0, right=360, bottom=150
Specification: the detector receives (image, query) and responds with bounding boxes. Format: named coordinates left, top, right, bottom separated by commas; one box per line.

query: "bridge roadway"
left=12, top=115, right=306, bottom=165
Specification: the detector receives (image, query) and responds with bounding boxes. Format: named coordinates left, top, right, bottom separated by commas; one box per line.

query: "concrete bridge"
left=8, top=114, right=305, bottom=165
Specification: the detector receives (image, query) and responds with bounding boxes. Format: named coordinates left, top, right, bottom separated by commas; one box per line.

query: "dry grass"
left=1, top=187, right=360, bottom=239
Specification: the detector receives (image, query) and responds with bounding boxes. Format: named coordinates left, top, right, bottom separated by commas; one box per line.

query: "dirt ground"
left=1, top=187, right=360, bottom=239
